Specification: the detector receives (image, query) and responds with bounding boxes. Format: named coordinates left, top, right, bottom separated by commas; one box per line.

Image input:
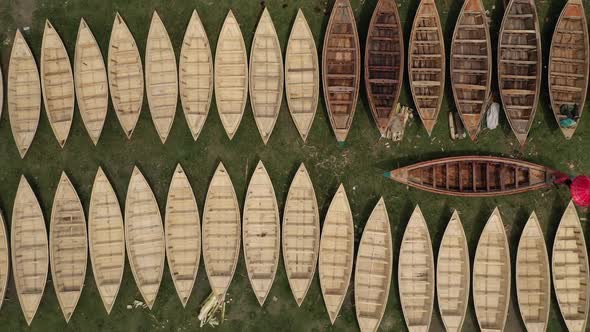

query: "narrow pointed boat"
left=165, top=164, right=200, bottom=307
left=282, top=163, right=320, bottom=306
left=203, top=162, right=240, bottom=302
left=215, top=10, right=248, bottom=140
left=0, top=214, right=8, bottom=311
left=179, top=10, right=213, bottom=141
left=8, top=30, right=40, bottom=158
left=74, top=18, right=108, bottom=145
left=552, top=201, right=589, bottom=332
left=285, top=10, right=319, bottom=142
left=322, top=0, right=360, bottom=142
left=125, top=167, right=165, bottom=309
left=355, top=198, right=392, bottom=332
left=41, top=20, right=74, bottom=147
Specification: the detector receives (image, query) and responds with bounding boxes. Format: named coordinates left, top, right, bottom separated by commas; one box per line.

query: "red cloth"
left=553, top=171, right=571, bottom=184
left=571, top=176, right=590, bottom=207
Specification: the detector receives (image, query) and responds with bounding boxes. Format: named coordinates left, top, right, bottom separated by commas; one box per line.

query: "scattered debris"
left=449, top=112, right=466, bottom=140
left=198, top=292, right=226, bottom=328
left=384, top=104, right=412, bottom=141
left=23, top=26, right=30, bottom=31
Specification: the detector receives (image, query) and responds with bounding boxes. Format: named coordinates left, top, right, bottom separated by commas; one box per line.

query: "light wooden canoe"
left=319, top=184, right=354, bottom=324
left=285, top=9, right=319, bottom=142
left=437, top=211, right=469, bottom=332
left=215, top=10, right=248, bottom=140
left=125, top=167, right=165, bottom=309
left=12, top=176, right=48, bottom=326
left=408, top=0, right=444, bottom=135
left=203, top=162, right=240, bottom=302
left=74, top=18, right=108, bottom=145
left=282, top=163, right=320, bottom=306
left=549, top=0, right=589, bottom=139
left=165, top=164, right=200, bottom=307
left=498, top=0, right=541, bottom=146
left=243, top=161, right=280, bottom=305
left=0, top=213, right=8, bottom=311
left=473, top=208, right=510, bottom=332
left=399, top=205, right=434, bottom=332
left=8, top=30, right=41, bottom=158
left=179, top=10, right=213, bottom=141
left=354, top=198, right=392, bottom=332
left=41, top=20, right=75, bottom=148
left=553, top=201, right=589, bottom=332
left=108, top=13, right=144, bottom=139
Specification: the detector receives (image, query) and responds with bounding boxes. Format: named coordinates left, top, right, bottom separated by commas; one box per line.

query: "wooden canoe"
left=322, top=0, right=360, bottom=142
left=125, top=167, right=165, bottom=309
left=89, top=167, right=125, bottom=314
left=74, top=18, right=108, bottom=145
left=437, top=211, right=469, bottom=332
left=285, top=9, right=319, bottom=142
left=473, top=208, right=510, bottom=332
left=498, top=0, right=541, bottom=146
left=8, top=30, right=40, bottom=158
left=365, top=0, right=404, bottom=136
left=549, top=0, right=589, bottom=139
left=319, top=184, right=354, bottom=324
left=408, top=0, right=444, bottom=135
left=553, top=201, right=589, bottom=332
left=354, top=198, right=392, bottom=332
left=165, top=164, right=200, bottom=307
left=12, top=176, right=48, bottom=326
left=282, top=163, right=320, bottom=306
left=179, top=10, right=213, bottom=141
left=386, top=155, right=557, bottom=197
left=203, top=162, right=240, bottom=302
left=215, top=10, right=248, bottom=140
left=0, top=213, right=8, bottom=311
left=108, top=13, right=144, bottom=139
left=41, top=20, right=74, bottom=148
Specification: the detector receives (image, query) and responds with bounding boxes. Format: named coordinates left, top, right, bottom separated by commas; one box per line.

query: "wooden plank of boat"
left=12, top=176, right=48, bottom=326
left=41, top=20, right=74, bottom=148
left=215, top=10, right=248, bottom=140
left=108, top=13, right=144, bottom=139
left=203, top=162, right=240, bottom=302
left=74, top=18, right=108, bottom=146
left=549, top=0, right=589, bottom=139
left=552, top=201, right=589, bottom=332
left=322, top=0, right=360, bottom=142
left=0, top=213, right=8, bottom=311
left=355, top=198, right=392, bottom=332
left=8, top=30, right=40, bottom=158
left=125, top=167, right=165, bottom=309
left=408, top=0, right=444, bottom=135
left=179, top=10, right=213, bottom=141
left=437, top=210, right=469, bottom=332
left=386, top=155, right=557, bottom=197
left=165, top=164, right=200, bottom=307
left=282, top=163, right=320, bottom=306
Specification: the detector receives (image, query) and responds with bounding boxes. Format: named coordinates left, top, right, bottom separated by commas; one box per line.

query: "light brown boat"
left=0, top=213, right=8, bottom=311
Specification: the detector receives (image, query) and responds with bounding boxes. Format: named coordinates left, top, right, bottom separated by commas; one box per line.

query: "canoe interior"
left=0, top=215, right=7, bottom=311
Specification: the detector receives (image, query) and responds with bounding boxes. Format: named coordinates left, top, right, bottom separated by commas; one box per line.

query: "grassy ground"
left=0, top=0, right=587, bottom=330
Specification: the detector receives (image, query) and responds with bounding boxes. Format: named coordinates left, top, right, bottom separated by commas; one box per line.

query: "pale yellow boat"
left=0, top=212, right=8, bottom=311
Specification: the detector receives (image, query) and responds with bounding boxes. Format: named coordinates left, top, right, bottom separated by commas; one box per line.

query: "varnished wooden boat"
left=365, top=0, right=404, bottom=136
left=498, top=0, right=541, bottom=146
left=473, top=208, right=510, bottom=332
left=355, top=198, right=392, bottom=332
left=0, top=214, right=8, bottom=312
left=165, top=164, right=200, bottom=307
left=215, top=10, right=248, bottom=140
left=108, top=13, right=144, bottom=139
left=285, top=10, right=319, bottom=142
left=41, top=20, right=74, bottom=147
left=319, top=184, right=354, bottom=324
left=179, top=10, right=213, bottom=141
left=125, top=167, right=165, bottom=309
left=549, top=0, right=589, bottom=139
left=203, top=162, right=240, bottom=302
left=408, top=0, right=444, bottom=135
left=553, top=201, right=589, bottom=332
left=322, top=0, right=360, bottom=142
left=282, top=163, right=320, bottom=306
left=386, top=155, right=557, bottom=197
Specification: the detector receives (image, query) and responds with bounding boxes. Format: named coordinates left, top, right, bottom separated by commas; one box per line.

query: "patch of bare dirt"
left=11, top=0, right=35, bottom=27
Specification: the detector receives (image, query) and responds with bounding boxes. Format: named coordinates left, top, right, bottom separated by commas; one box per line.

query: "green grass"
left=0, top=0, right=587, bottom=330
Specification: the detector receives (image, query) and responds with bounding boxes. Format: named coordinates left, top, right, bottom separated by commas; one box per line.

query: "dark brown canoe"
left=365, top=0, right=404, bottom=136
left=322, top=0, right=360, bottom=142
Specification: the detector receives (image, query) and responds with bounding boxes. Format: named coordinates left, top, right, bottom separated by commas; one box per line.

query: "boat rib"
left=0, top=213, right=8, bottom=311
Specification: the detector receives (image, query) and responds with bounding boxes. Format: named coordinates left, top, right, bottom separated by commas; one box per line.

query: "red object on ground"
left=571, top=175, right=590, bottom=207
left=553, top=171, right=570, bottom=184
